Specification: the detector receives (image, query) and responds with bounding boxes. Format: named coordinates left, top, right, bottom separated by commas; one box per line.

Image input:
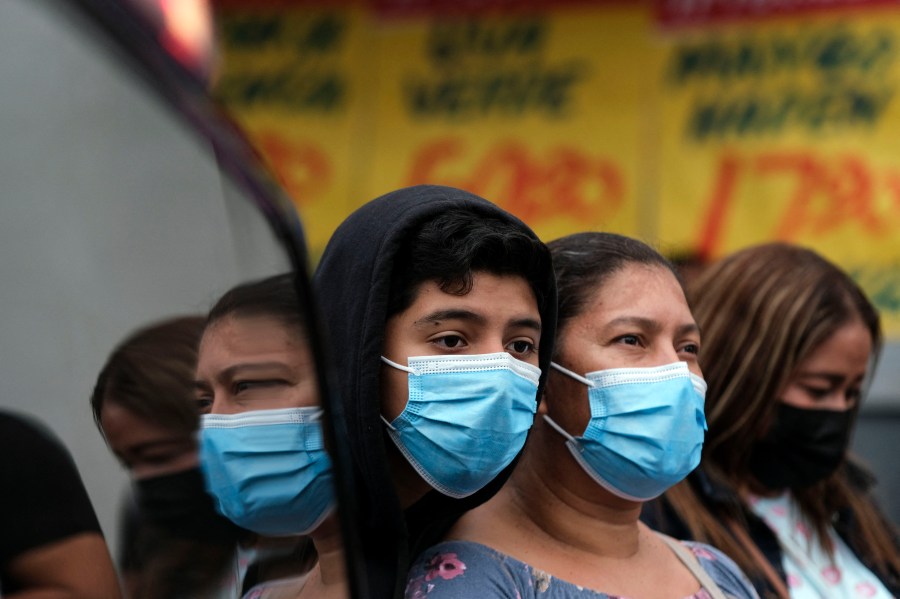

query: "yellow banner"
left=212, top=2, right=370, bottom=255
left=211, top=1, right=900, bottom=336
left=363, top=4, right=649, bottom=243
left=654, top=7, right=900, bottom=334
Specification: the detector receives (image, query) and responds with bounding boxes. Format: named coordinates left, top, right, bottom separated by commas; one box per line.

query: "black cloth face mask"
left=134, top=466, right=245, bottom=544
left=748, top=403, right=854, bottom=490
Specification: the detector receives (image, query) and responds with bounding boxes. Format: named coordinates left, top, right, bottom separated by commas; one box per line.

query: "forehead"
left=199, top=315, right=305, bottom=363
left=580, top=263, right=690, bottom=320
left=407, top=273, right=538, bottom=315
left=797, top=319, right=873, bottom=374
left=100, top=401, right=189, bottom=448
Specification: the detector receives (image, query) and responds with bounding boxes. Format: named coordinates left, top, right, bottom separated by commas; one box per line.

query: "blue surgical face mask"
left=381, top=352, right=540, bottom=498
left=545, top=361, right=707, bottom=501
left=199, top=407, right=334, bottom=536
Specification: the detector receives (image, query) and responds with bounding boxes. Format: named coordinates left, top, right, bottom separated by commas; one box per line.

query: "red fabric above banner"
left=656, top=0, right=900, bottom=27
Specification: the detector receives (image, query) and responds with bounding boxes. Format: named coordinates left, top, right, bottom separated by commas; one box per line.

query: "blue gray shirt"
left=405, top=540, right=759, bottom=599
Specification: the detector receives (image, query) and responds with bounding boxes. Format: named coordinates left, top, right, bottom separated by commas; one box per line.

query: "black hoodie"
left=313, top=185, right=557, bottom=598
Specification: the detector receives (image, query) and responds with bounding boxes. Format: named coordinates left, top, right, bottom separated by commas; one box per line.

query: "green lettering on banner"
left=670, top=28, right=896, bottom=84
left=215, top=12, right=349, bottom=114
left=404, top=62, right=585, bottom=120
left=220, top=15, right=282, bottom=49
left=406, top=16, right=587, bottom=121
left=688, top=86, right=894, bottom=139
left=216, top=70, right=345, bottom=112
left=427, top=19, right=545, bottom=65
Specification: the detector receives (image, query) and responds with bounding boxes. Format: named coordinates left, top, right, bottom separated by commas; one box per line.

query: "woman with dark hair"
left=92, top=315, right=247, bottom=598
left=643, top=243, right=900, bottom=598
left=404, top=232, right=758, bottom=598
left=195, top=273, right=336, bottom=599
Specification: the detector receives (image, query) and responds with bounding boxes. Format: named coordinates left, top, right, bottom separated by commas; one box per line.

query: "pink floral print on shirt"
left=425, top=552, right=467, bottom=582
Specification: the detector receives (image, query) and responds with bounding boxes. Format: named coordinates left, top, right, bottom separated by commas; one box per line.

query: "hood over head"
left=313, top=185, right=557, bottom=594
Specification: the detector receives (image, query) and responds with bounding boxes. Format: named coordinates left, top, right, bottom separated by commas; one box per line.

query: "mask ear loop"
left=380, top=356, right=414, bottom=430
left=542, top=413, right=576, bottom=442
left=543, top=362, right=597, bottom=442
left=550, top=361, right=594, bottom=387
left=381, top=355, right=413, bottom=373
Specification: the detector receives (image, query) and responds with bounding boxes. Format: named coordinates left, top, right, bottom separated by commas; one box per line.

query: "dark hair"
left=91, top=315, right=206, bottom=435
left=206, top=273, right=306, bottom=334
left=386, top=208, right=552, bottom=317
left=548, top=232, right=679, bottom=335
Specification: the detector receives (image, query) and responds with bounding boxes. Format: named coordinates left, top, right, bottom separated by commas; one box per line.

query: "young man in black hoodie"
left=313, top=185, right=557, bottom=598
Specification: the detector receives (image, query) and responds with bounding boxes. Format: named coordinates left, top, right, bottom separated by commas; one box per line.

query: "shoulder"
left=0, top=411, right=101, bottom=565
left=406, top=541, right=610, bottom=599
left=406, top=540, right=520, bottom=599
left=242, top=574, right=308, bottom=599
left=684, top=542, right=760, bottom=599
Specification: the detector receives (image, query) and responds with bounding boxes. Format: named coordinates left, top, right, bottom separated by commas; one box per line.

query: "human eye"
left=430, top=334, right=468, bottom=351
left=614, top=334, right=642, bottom=347
left=678, top=341, right=700, bottom=356
left=233, top=379, right=274, bottom=394
left=506, top=338, right=536, bottom=358
left=800, top=384, right=831, bottom=399
left=142, top=449, right=181, bottom=466
left=194, top=385, right=213, bottom=414
left=195, top=396, right=213, bottom=415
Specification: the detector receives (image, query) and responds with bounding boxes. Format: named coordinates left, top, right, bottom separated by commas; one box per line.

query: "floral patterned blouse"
left=405, top=540, right=759, bottom=599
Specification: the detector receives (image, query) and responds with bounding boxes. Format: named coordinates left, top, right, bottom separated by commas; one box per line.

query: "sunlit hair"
left=663, top=242, right=898, bottom=587
left=547, top=231, right=681, bottom=344
left=91, top=315, right=205, bottom=436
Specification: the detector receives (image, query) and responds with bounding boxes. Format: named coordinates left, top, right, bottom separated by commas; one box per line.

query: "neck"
left=308, top=513, right=347, bottom=586
left=385, top=440, right=432, bottom=509
left=485, top=422, right=644, bottom=558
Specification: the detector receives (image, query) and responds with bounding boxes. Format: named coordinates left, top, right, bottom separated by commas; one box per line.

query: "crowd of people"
left=2, top=184, right=897, bottom=599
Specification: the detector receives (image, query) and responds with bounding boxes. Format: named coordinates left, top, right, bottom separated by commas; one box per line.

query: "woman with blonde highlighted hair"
left=643, top=243, right=899, bottom=598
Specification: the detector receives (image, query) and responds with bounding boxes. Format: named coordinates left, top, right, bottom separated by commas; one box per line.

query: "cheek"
left=543, top=372, right=592, bottom=436
left=779, top=384, right=816, bottom=410
left=379, top=365, right=410, bottom=421
left=291, top=380, right=320, bottom=408
left=688, top=362, right=703, bottom=378
left=131, top=450, right=199, bottom=480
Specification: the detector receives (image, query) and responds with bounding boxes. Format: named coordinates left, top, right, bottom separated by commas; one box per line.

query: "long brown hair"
left=91, top=315, right=205, bottom=435
left=663, top=243, right=898, bottom=588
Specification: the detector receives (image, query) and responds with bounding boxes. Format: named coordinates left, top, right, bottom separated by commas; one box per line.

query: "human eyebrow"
left=130, top=438, right=193, bottom=456
left=508, top=317, right=541, bottom=334
left=675, top=323, right=701, bottom=338
left=796, top=372, right=846, bottom=386
left=414, top=309, right=487, bottom=329
left=218, top=362, right=293, bottom=382
left=603, top=316, right=661, bottom=334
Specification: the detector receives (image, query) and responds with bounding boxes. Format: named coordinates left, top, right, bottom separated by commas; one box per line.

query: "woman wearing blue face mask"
left=404, top=232, right=759, bottom=599
left=195, top=274, right=340, bottom=599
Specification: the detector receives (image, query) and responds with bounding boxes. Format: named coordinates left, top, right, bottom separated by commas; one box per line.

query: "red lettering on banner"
left=409, top=137, right=624, bottom=224
left=255, top=133, right=331, bottom=205
left=697, top=150, right=895, bottom=258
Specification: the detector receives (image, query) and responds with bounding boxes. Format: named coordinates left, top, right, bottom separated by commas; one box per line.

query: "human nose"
left=653, top=344, right=681, bottom=367
left=480, top=337, right=508, bottom=355
left=821, top=390, right=855, bottom=412
left=208, top=393, right=238, bottom=415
